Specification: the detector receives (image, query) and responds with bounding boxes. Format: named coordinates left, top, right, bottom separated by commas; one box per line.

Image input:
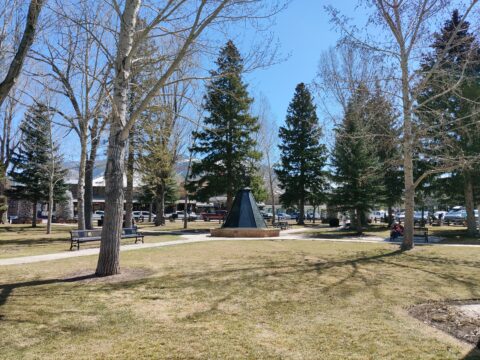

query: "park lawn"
left=306, top=224, right=480, bottom=244
left=304, top=224, right=392, bottom=239
left=0, top=224, right=181, bottom=259
left=1, top=240, right=479, bottom=359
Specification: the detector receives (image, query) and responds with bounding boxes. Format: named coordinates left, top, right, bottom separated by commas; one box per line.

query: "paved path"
left=0, top=229, right=475, bottom=266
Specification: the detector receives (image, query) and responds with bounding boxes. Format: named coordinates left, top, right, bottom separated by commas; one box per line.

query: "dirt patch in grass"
left=62, top=267, right=155, bottom=284
left=410, top=300, right=480, bottom=347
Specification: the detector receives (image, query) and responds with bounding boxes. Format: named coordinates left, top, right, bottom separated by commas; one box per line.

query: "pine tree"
left=418, top=9, right=480, bottom=235
left=8, top=103, right=67, bottom=228
left=331, top=85, right=384, bottom=234
left=189, top=41, right=261, bottom=209
left=275, top=83, right=328, bottom=225
left=367, top=83, right=403, bottom=224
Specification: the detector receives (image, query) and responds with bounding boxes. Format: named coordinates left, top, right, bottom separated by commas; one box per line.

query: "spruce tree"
left=367, top=83, right=403, bottom=224
left=275, top=83, right=328, bottom=225
left=8, top=103, right=67, bottom=228
left=418, top=10, right=480, bottom=235
left=189, top=41, right=261, bottom=209
left=331, top=85, right=384, bottom=234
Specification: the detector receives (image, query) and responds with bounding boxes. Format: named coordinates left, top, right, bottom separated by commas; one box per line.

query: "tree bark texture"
left=96, top=0, right=140, bottom=276
left=96, top=133, right=125, bottom=276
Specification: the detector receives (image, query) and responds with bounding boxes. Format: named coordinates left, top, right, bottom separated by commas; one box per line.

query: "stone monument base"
left=210, top=227, right=280, bottom=238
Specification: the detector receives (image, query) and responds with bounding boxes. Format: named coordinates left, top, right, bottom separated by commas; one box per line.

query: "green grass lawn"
left=1, top=240, right=479, bottom=359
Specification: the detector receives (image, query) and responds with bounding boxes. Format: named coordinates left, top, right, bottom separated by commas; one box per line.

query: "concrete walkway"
left=0, top=228, right=477, bottom=266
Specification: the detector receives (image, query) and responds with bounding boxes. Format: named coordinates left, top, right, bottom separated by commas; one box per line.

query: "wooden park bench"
left=70, top=227, right=144, bottom=250
left=273, top=221, right=289, bottom=230
left=413, top=226, right=428, bottom=243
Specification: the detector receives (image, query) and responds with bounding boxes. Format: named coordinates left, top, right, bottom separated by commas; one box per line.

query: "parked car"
left=92, top=210, right=104, bottom=220
left=201, top=210, right=227, bottom=222
left=395, top=211, right=429, bottom=223
left=444, top=209, right=478, bottom=225
left=289, top=212, right=299, bottom=220
left=133, top=211, right=156, bottom=222
left=165, top=211, right=198, bottom=221
left=369, top=210, right=386, bottom=222
left=261, top=211, right=273, bottom=220
left=275, top=212, right=290, bottom=220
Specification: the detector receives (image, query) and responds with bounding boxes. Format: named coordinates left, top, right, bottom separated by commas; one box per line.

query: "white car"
left=92, top=210, right=104, bottom=220
left=133, top=211, right=156, bottom=221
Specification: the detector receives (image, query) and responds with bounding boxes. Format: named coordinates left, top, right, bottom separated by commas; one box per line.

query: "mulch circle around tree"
left=409, top=300, right=480, bottom=347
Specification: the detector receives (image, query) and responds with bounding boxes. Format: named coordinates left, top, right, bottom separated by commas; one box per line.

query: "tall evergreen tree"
left=275, top=83, right=328, bottom=225
left=418, top=9, right=480, bottom=235
left=8, top=103, right=67, bottom=228
left=367, top=83, right=403, bottom=224
left=331, top=85, right=384, bottom=234
left=189, top=41, right=261, bottom=209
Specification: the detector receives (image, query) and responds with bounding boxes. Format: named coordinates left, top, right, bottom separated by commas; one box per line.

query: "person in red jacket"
left=390, top=222, right=404, bottom=240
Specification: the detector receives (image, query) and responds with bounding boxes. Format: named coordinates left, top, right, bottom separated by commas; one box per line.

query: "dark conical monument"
left=210, top=188, right=280, bottom=238
left=223, top=188, right=266, bottom=228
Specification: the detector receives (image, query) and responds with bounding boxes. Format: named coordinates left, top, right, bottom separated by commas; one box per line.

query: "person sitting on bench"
left=390, top=222, right=404, bottom=240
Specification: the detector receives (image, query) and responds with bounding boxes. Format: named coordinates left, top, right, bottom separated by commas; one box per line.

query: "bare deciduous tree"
left=30, top=0, right=112, bottom=230
left=92, top=0, right=283, bottom=276
left=327, top=0, right=479, bottom=249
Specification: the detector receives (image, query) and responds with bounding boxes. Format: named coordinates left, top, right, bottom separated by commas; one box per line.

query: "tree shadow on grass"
left=462, top=344, right=480, bottom=359
left=0, top=274, right=97, bottom=320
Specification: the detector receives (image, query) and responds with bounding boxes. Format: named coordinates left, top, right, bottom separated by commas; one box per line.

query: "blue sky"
left=245, top=0, right=358, bottom=127
left=57, top=0, right=362, bottom=161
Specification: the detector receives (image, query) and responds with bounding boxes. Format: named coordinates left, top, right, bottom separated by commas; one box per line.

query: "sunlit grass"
left=0, top=224, right=180, bottom=259
left=1, top=241, right=479, bottom=358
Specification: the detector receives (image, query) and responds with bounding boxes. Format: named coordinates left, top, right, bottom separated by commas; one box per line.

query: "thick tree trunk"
left=464, top=172, right=477, bottom=236
left=95, top=0, right=140, bottom=276
left=76, top=137, right=87, bottom=230
left=95, top=132, right=125, bottom=276
left=148, top=202, right=153, bottom=222
left=84, top=159, right=94, bottom=229
left=31, top=201, right=37, bottom=228
left=124, top=129, right=135, bottom=228
left=312, top=205, right=316, bottom=224
left=388, top=205, right=393, bottom=226
left=47, top=184, right=53, bottom=234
